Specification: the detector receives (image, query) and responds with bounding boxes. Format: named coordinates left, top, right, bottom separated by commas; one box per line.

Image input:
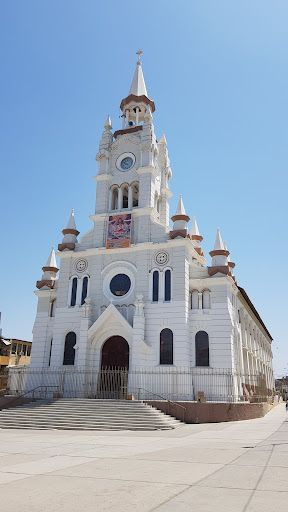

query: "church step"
left=0, top=399, right=182, bottom=431
left=0, top=415, right=179, bottom=425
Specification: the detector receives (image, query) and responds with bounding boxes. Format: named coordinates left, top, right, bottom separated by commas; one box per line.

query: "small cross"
left=136, top=49, right=143, bottom=62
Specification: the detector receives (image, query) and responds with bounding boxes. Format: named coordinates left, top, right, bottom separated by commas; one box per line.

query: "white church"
left=25, top=52, right=274, bottom=402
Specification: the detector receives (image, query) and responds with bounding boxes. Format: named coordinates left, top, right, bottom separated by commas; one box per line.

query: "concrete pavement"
left=0, top=404, right=287, bottom=511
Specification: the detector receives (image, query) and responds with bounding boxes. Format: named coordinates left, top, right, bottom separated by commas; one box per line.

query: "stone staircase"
left=0, top=399, right=182, bottom=431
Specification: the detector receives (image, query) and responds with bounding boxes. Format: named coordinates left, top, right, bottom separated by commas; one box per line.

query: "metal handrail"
left=0, top=385, right=60, bottom=410
left=137, top=387, right=186, bottom=423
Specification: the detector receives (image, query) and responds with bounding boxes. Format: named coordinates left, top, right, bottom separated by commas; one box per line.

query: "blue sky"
left=1, top=1, right=287, bottom=377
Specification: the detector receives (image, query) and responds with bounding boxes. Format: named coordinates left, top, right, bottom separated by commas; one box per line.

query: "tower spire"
left=128, top=50, right=148, bottom=97
left=36, top=246, right=59, bottom=289
left=170, top=194, right=190, bottom=239
left=58, top=209, right=80, bottom=252
left=190, top=216, right=204, bottom=257
left=118, top=52, right=155, bottom=133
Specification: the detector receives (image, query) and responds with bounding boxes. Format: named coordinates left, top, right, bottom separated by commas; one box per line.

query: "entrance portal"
left=101, top=336, right=129, bottom=369
left=98, top=336, right=129, bottom=399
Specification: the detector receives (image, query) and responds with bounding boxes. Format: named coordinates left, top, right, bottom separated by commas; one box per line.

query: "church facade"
left=27, top=53, right=274, bottom=401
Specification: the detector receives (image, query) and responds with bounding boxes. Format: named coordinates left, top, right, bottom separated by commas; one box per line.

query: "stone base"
left=145, top=401, right=271, bottom=423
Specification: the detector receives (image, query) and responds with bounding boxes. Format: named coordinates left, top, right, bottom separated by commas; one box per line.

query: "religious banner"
left=106, top=214, right=132, bottom=249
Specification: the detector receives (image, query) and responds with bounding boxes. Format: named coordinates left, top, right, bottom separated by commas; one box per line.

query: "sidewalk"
left=0, top=404, right=287, bottom=511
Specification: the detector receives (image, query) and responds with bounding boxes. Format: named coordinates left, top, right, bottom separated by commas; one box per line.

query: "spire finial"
left=136, top=49, right=143, bottom=63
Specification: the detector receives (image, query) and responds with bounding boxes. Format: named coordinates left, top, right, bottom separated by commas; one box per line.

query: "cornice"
left=136, top=165, right=158, bottom=178
left=93, top=174, right=113, bottom=182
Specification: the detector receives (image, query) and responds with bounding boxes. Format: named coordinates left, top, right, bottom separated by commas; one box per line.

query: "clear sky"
left=1, top=1, right=287, bottom=377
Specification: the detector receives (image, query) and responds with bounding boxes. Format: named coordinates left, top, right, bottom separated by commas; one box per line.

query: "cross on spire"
left=136, top=49, right=143, bottom=62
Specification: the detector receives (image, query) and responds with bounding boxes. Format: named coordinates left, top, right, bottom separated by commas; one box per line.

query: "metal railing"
left=0, top=385, right=60, bottom=410
left=137, top=387, right=186, bottom=422
left=5, top=366, right=274, bottom=404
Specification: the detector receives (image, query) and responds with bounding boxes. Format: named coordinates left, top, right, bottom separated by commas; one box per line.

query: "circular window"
left=110, top=274, right=131, bottom=296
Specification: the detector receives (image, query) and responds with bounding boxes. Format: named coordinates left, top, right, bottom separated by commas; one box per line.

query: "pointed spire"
left=58, top=209, right=80, bottom=252
left=224, top=240, right=236, bottom=274
left=128, top=50, right=148, bottom=97
left=175, top=194, right=186, bottom=216
left=170, top=195, right=190, bottom=239
left=214, top=227, right=224, bottom=251
left=159, top=132, right=167, bottom=145
left=190, top=216, right=204, bottom=256
left=191, top=216, right=200, bottom=236
left=44, top=246, right=57, bottom=270
left=120, top=52, right=155, bottom=121
left=104, top=114, right=112, bottom=131
left=209, top=227, right=230, bottom=269
left=66, top=208, right=77, bottom=231
left=36, top=246, right=59, bottom=289
left=223, top=241, right=230, bottom=261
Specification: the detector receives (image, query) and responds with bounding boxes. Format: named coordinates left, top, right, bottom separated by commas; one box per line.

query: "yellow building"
left=0, top=338, right=32, bottom=369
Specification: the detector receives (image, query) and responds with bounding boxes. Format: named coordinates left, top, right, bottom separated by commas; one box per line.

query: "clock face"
left=116, top=152, right=135, bottom=171
left=120, top=157, right=133, bottom=170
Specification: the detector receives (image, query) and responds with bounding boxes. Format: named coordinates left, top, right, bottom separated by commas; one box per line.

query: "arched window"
left=191, top=290, right=198, bottom=309
left=195, top=331, right=209, bottom=367
left=152, top=270, right=159, bottom=302
left=81, top=276, right=89, bottom=305
left=202, top=290, right=210, bottom=309
left=63, top=332, right=76, bottom=365
left=122, top=184, right=129, bottom=208
left=50, top=299, right=56, bottom=317
left=164, top=269, right=171, bottom=301
left=111, top=187, right=118, bottom=210
left=48, top=338, right=53, bottom=366
left=160, top=328, right=173, bottom=365
left=70, top=278, right=78, bottom=307
left=132, top=182, right=139, bottom=207
left=154, top=193, right=160, bottom=213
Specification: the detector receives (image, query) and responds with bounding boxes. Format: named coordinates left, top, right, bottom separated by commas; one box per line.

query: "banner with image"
left=106, top=214, right=132, bottom=249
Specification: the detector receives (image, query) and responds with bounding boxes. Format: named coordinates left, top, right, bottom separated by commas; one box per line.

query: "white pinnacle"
left=159, top=132, right=167, bottom=145
left=66, top=208, right=77, bottom=231
left=144, top=105, right=153, bottom=121
left=175, top=194, right=186, bottom=216
left=214, top=227, right=224, bottom=250
left=104, top=114, right=112, bottom=131
left=224, top=241, right=231, bottom=261
left=129, top=53, right=148, bottom=97
left=191, top=216, right=200, bottom=236
left=44, top=246, right=57, bottom=269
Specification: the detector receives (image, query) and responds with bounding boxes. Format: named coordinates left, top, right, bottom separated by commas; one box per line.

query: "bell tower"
left=92, top=52, right=172, bottom=246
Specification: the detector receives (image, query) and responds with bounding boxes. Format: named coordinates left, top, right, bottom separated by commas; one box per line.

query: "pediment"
left=87, top=303, right=133, bottom=341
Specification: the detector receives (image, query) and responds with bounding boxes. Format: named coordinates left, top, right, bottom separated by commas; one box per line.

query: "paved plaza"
left=0, top=404, right=287, bottom=511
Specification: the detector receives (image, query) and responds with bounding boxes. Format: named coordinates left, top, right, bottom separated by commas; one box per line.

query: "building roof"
left=8, top=339, right=32, bottom=344
left=238, top=286, right=273, bottom=341
left=0, top=339, right=11, bottom=346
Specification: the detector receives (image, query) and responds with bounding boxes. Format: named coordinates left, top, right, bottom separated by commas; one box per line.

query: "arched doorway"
left=99, top=336, right=129, bottom=399
left=101, top=336, right=129, bottom=369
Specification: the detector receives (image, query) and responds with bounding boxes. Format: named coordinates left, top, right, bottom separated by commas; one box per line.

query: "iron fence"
left=5, top=366, right=274, bottom=404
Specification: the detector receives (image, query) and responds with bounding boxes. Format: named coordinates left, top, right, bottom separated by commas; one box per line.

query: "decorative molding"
left=62, top=228, right=80, bottom=236
left=120, top=94, right=155, bottom=112
left=36, top=280, right=54, bottom=290
left=209, top=249, right=230, bottom=258
left=114, top=126, right=143, bottom=139
left=171, top=214, right=190, bottom=223
left=58, top=243, right=75, bottom=252
left=169, top=229, right=189, bottom=239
